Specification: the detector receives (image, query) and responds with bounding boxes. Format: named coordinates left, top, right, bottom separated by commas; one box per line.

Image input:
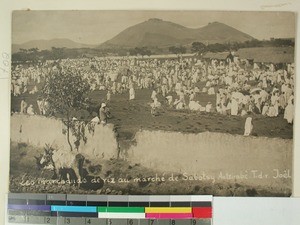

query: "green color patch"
left=97, top=207, right=144, bottom=213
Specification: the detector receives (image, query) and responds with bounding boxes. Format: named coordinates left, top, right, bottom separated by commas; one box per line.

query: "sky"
left=12, top=10, right=296, bottom=45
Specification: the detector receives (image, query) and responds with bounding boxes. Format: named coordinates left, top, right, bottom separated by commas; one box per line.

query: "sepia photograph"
left=9, top=10, right=295, bottom=196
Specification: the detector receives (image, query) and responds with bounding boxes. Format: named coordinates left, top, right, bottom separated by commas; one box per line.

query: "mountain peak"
left=147, top=18, right=163, bottom=22
left=207, top=21, right=227, bottom=26
left=99, top=19, right=254, bottom=48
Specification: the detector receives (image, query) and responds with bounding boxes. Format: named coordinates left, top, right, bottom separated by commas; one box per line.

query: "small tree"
left=42, top=69, right=91, bottom=151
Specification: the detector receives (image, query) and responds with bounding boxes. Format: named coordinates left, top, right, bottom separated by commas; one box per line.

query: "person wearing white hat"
left=27, top=104, right=35, bottom=115
left=99, top=103, right=107, bottom=124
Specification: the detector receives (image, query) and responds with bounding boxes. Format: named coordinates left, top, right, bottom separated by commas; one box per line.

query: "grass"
left=11, top=78, right=293, bottom=152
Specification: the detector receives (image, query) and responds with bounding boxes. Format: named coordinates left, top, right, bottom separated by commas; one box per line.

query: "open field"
left=11, top=80, right=293, bottom=149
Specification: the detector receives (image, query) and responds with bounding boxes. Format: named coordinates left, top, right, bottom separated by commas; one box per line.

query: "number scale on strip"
left=6, top=194, right=213, bottom=225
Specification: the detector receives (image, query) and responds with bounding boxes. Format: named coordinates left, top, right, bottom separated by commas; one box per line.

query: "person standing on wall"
left=99, top=103, right=108, bottom=125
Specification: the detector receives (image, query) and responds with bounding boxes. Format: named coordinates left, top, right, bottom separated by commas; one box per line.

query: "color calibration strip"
left=7, top=194, right=212, bottom=224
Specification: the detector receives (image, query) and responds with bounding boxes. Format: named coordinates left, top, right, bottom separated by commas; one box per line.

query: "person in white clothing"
left=244, top=117, right=253, bottom=136
left=284, top=99, right=294, bottom=124
left=231, top=98, right=239, bottom=116
left=205, top=102, right=212, bottom=112
left=20, top=99, right=28, bottom=114
left=151, top=89, right=157, bottom=100
left=27, top=104, right=35, bottom=115
left=129, top=87, right=135, bottom=100
left=166, top=95, right=173, bottom=106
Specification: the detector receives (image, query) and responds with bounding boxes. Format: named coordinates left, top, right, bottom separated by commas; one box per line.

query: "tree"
left=28, top=48, right=39, bottom=54
left=42, top=69, right=91, bottom=151
left=129, top=47, right=152, bottom=56
left=206, top=43, right=228, bottom=52
left=51, top=47, right=67, bottom=60
left=191, top=42, right=206, bottom=53
left=169, top=45, right=186, bottom=54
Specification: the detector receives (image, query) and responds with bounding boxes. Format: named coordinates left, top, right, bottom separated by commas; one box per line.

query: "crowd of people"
left=11, top=54, right=295, bottom=125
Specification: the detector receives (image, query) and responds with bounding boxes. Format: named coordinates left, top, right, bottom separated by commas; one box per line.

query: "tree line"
left=12, top=38, right=294, bottom=62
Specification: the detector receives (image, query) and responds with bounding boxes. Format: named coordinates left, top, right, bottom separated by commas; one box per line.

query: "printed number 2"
left=45, top=217, right=51, bottom=224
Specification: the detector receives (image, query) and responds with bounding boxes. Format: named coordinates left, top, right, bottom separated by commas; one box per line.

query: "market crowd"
left=11, top=55, right=295, bottom=124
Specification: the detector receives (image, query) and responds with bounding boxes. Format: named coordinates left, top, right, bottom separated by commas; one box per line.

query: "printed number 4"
left=86, top=218, right=92, bottom=224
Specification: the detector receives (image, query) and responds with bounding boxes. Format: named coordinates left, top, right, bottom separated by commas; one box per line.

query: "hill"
left=196, top=21, right=254, bottom=43
left=99, top=18, right=254, bottom=48
left=12, top=38, right=96, bottom=53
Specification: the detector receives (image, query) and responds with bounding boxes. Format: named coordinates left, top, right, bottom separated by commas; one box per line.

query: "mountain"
left=196, top=22, right=254, bottom=43
left=12, top=19, right=255, bottom=53
left=12, top=38, right=96, bottom=53
left=99, top=18, right=254, bottom=48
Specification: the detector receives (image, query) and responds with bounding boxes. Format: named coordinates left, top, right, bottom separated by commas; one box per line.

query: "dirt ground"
left=9, top=142, right=291, bottom=196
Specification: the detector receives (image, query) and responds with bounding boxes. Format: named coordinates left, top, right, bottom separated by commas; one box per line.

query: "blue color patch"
left=51, top=205, right=97, bottom=213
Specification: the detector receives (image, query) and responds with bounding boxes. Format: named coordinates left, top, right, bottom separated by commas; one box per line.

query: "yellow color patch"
left=145, top=207, right=192, bottom=213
